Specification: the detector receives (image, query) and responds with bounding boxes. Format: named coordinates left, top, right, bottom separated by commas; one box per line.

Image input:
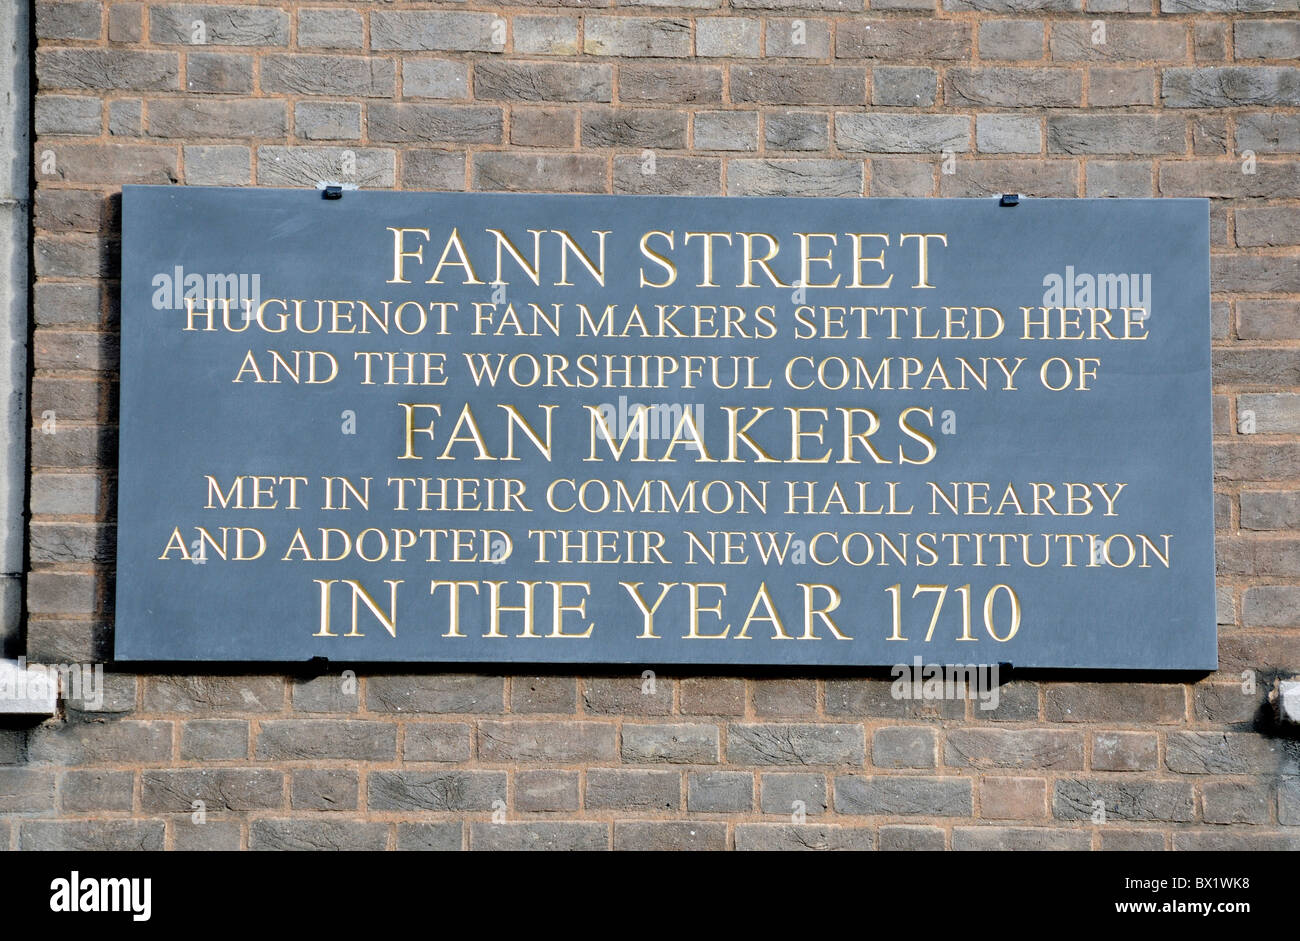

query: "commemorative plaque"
left=116, top=188, right=1214, bottom=668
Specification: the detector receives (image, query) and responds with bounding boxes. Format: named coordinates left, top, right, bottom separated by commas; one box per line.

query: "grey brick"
left=404, top=723, right=472, bottom=762
left=1054, top=778, right=1195, bottom=822
left=368, top=771, right=505, bottom=811
left=251, top=819, right=387, bottom=851
left=149, top=99, right=285, bottom=139
left=873, top=727, right=937, bottom=768
left=614, top=155, right=720, bottom=195
left=765, top=111, right=828, bottom=151
left=24, top=621, right=110, bottom=663
left=144, top=676, right=283, bottom=713
left=1236, top=113, right=1300, bottom=152
left=622, top=723, right=720, bottom=763
left=837, top=20, right=971, bottom=60
left=1161, top=160, right=1300, bottom=198
left=613, top=822, right=726, bottom=851
left=183, top=145, right=250, bottom=185
left=978, top=21, right=1043, bottom=60
left=765, top=18, right=831, bottom=59
left=369, top=104, right=504, bottom=145
left=257, top=720, right=396, bottom=761
left=509, top=676, right=576, bottom=714
left=261, top=54, right=394, bottom=97
left=402, top=150, right=466, bottom=190
left=403, top=60, right=468, bottom=100
left=693, top=111, right=758, bottom=151
left=584, top=17, right=690, bottom=58
left=35, top=96, right=101, bottom=136
left=22, top=820, right=164, bottom=851
left=819, top=679, right=946, bottom=719
left=475, top=152, right=605, bottom=193
left=837, top=114, right=969, bottom=153
left=761, top=772, right=827, bottom=815
left=880, top=824, right=947, bottom=850
left=173, top=820, right=241, bottom=851
left=108, top=99, right=143, bottom=137
left=735, top=824, right=873, bottom=850
left=1050, top=21, right=1186, bottom=61
left=730, top=65, right=865, bottom=105
left=478, top=720, right=615, bottom=762
left=618, top=64, right=723, bottom=103
left=1163, top=67, right=1300, bottom=108
left=109, top=3, right=143, bottom=43
left=30, top=473, right=99, bottom=515
left=586, top=768, right=679, bottom=810
left=1237, top=207, right=1300, bottom=247
left=1239, top=393, right=1300, bottom=433
left=1102, top=830, right=1167, bottom=851
left=274, top=143, right=390, bottom=189
left=871, top=158, right=935, bottom=196
left=38, top=49, right=179, bottom=92
left=1281, top=777, right=1300, bottom=825
left=291, top=768, right=358, bottom=811
left=727, top=158, right=862, bottom=196
left=298, top=8, right=362, bottom=50
left=0, top=768, right=57, bottom=811
left=872, top=67, right=938, bottom=107
left=149, top=5, right=289, bottom=45
left=582, top=676, right=673, bottom=715
left=1238, top=301, right=1300, bottom=340
left=952, top=826, right=1091, bottom=850
left=472, top=822, right=607, bottom=851
left=728, top=723, right=864, bottom=765
left=582, top=108, right=687, bottom=149
left=35, top=143, right=177, bottom=185
left=514, top=16, right=580, bottom=55
left=290, top=674, right=358, bottom=713
left=141, top=768, right=283, bottom=811
left=696, top=17, right=759, bottom=58
left=185, top=51, right=252, bottom=94
left=370, top=12, right=503, bottom=53
left=515, top=769, right=579, bottom=812
left=1167, top=731, right=1294, bottom=774
left=835, top=775, right=973, bottom=816
left=945, top=729, right=1084, bottom=770
left=396, top=822, right=463, bottom=851
left=976, top=114, right=1041, bottom=154
left=37, top=1, right=102, bottom=40
left=180, top=718, right=248, bottom=760
left=1235, top=21, right=1300, bottom=59
left=1086, top=160, right=1153, bottom=197
left=1090, top=67, right=1155, bottom=106
left=475, top=62, right=611, bottom=103
left=688, top=771, right=752, bottom=812
left=1242, top=584, right=1300, bottom=629
left=1174, top=831, right=1300, bottom=851
left=1163, top=0, right=1298, bottom=9
left=1092, top=731, right=1159, bottom=771
left=27, top=719, right=171, bottom=765
left=30, top=521, right=113, bottom=563
left=1047, top=115, right=1185, bottom=154
left=1203, top=780, right=1271, bottom=824
left=1044, top=683, right=1185, bottom=723
left=366, top=675, right=503, bottom=713
left=946, top=67, right=1082, bottom=107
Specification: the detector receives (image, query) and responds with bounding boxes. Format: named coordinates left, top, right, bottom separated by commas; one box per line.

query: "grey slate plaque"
left=116, top=187, right=1214, bottom=669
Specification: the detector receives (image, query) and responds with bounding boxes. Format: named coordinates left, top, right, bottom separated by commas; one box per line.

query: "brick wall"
left=12, top=0, right=1299, bottom=850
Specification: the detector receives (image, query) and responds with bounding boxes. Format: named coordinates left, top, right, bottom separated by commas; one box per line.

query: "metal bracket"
left=315, top=181, right=358, bottom=200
